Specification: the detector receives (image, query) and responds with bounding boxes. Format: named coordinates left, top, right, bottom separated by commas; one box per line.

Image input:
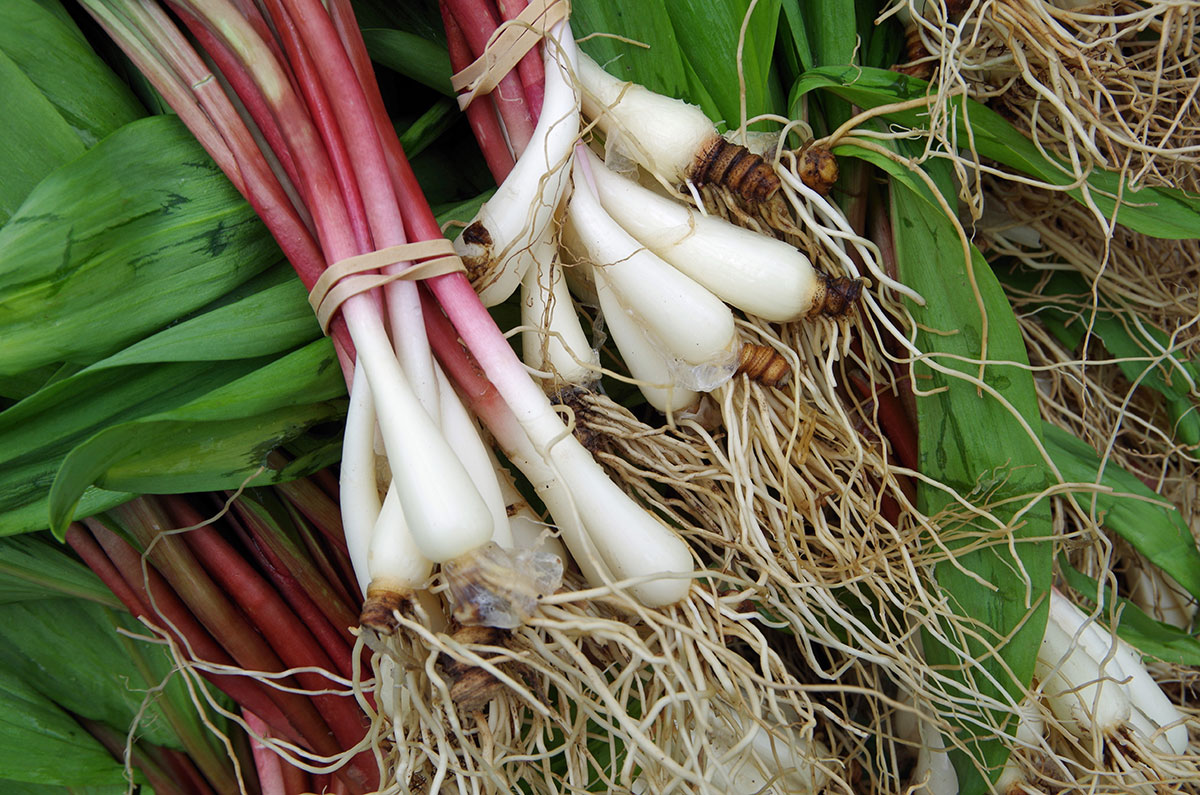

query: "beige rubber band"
left=309, top=239, right=465, bottom=333
left=450, top=0, right=568, bottom=110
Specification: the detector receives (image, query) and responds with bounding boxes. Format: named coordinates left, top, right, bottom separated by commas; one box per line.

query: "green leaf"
left=794, top=66, right=1200, bottom=239
left=0, top=666, right=126, bottom=786
left=361, top=27, right=452, bottom=95
left=0, top=114, right=281, bottom=376
left=0, top=0, right=143, bottom=146
left=662, top=0, right=785, bottom=126
left=1060, top=562, right=1200, bottom=666
left=777, top=0, right=814, bottom=73
left=0, top=265, right=334, bottom=536
left=0, top=48, right=85, bottom=224
left=48, top=340, right=345, bottom=535
left=572, top=0, right=694, bottom=109
left=891, top=166, right=1051, bottom=794
left=399, top=98, right=459, bottom=158
left=797, top=0, right=856, bottom=67
left=0, top=532, right=117, bottom=606
left=1044, top=424, right=1200, bottom=603
left=0, top=600, right=184, bottom=750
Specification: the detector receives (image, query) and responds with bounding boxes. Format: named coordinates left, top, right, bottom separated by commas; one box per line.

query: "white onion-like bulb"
left=585, top=148, right=819, bottom=321
left=567, top=162, right=738, bottom=370
left=455, top=23, right=581, bottom=305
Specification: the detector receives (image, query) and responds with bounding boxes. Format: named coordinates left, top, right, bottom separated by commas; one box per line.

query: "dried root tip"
left=458, top=221, right=494, bottom=285
left=735, top=343, right=791, bottom=388
left=691, top=136, right=780, bottom=203
left=359, top=586, right=414, bottom=636
left=797, top=146, right=839, bottom=195
left=439, top=625, right=511, bottom=714
left=810, top=272, right=864, bottom=317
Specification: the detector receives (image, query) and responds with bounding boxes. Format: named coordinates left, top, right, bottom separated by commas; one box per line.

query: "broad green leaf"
left=798, top=0, right=856, bottom=67
left=0, top=0, right=143, bottom=146
left=0, top=600, right=183, bottom=750
left=789, top=0, right=858, bottom=133
left=0, top=48, right=85, bottom=223
left=49, top=340, right=344, bottom=535
left=361, top=28, right=452, bottom=95
left=0, top=783, right=127, bottom=795
left=1060, top=563, right=1200, bottom=666
left=1045, top=424, right=1200, bottom=603
left=891, top=168, right=1051, bottom=793
left=571, top=0, right=694, bottom=110
left=777, top=0, right=813, bottom=73
left=0, top=363, right=62, bottom=403
left=793, top=67, right=1200, bottom=239
left=857, top=0, right=900, bottom=69
left=662, top=0, right=785, bottom=126
left=0, top=266, right=333, bottom=536
left=0, top=532, right=116, bottom=606
left=0, top=114, right=280, bottom=376
left=0, top=666, right=126, bottom=786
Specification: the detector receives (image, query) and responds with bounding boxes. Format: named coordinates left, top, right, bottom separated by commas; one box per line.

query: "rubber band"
left=450, top=0, right=568, bottom=111
left=308, top=239, right=465, bottom=333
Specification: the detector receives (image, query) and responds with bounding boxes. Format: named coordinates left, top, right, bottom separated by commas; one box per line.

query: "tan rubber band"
left=450, top=0, right=568, bottom=111
left=309, top=240, right=465, bottom=333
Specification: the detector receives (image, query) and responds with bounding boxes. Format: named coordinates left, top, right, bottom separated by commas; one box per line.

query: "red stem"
left=441, top=1, right=517, bottom=182
left=65, top=523, right=149, bottom=617
left=497, top=0, right=545, bottom=118
left=443, top=0, right=536, bottom=154
left=163, top=498, right=374, bottom=787
left=227, top=500, right=357, bottom=672
left=277, top=498, right=362, bottom=607
left=274, top=0, right=407, bottom=253
left=160, top=748, right=219, bottom=795
left=281, top=761, right=314, bottom=795
left=183, top=13, right=306, bottom=207
left=105, top=501, right=353, bottom=775
left=255, top=0, right=374, bottom=252
left=82, top=519, right=310, bottom=749
left=270, top=470, right=347, bottom=550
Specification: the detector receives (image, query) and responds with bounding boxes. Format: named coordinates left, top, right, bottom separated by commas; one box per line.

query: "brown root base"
left=438, top=625, right=532, bottom=714
left=690, top=136, right=780, bottom=203
left=811, top=272, right=865, bottom=318
left=735, top=343, right=791, bottom=388
left=797, top=145, right=840, bottom=196
left=359, top=589, right=413, bottom=636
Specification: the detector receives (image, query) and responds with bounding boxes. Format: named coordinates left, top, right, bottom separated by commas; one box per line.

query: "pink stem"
left=441, top=1, right=517, bottom=182
left=256, top=0, right=373, bottom=251
left=274, top=0, right=437, bottom=392
left=442, top=0, right=536, bottom=154
left=183, top=13, right=306, bottom=206
left=244, top=711, right=288, bottom=795
left=497, top=0, right=545, bottom=120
